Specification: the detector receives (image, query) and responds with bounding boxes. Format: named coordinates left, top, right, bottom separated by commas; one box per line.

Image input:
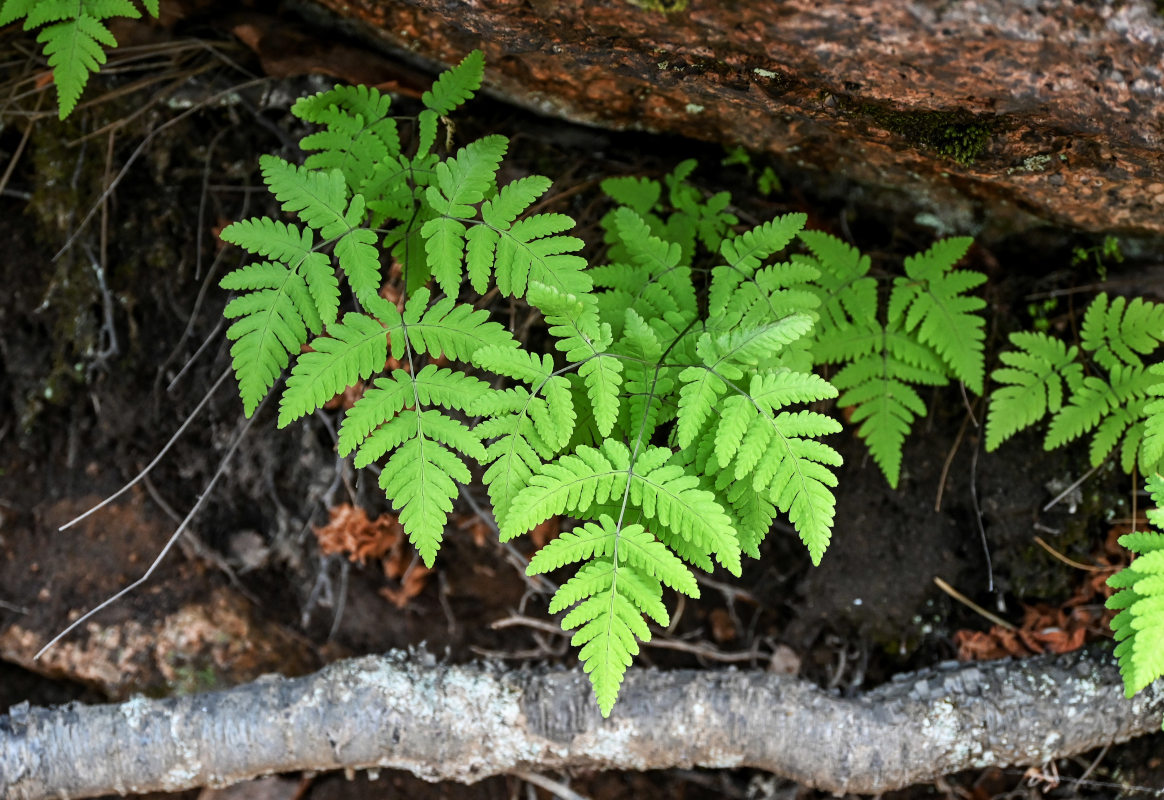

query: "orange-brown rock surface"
left=305, top=0, right=1164, bottom=236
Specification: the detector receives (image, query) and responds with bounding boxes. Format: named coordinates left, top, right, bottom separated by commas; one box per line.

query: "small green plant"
left=986, top=293, right=1164, bottom=475
left=0, top=0, right=159, bottom=118
left=1107, top=472, right=1164, bottom=707
left=794, top=231, right=985, bottom=487
left=220, top=52, right=989, bottom=714
left=1072, top=235, right=1123, bottom=280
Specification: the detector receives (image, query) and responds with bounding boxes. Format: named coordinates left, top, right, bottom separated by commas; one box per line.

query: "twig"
left=0, top=599, right=29, bottom=614
left=1043, top=461, right=1104, bottom=512
left=514, top=772, right=591, bottom=800
left=933, top=576, right=1016, bottom=631
left=969, top=441, right=994, bottom=592
left=1033, top=536, right=1110, bottom=573
left=58, top=368, right=231, bottom=531
left=36, top=405, right=261, bottom=659
left=934, top=413, right=970, bottom=512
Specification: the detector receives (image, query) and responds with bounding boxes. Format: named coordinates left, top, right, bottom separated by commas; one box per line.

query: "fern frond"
left=889, top=237, right=984, bottom=392
left=1081, top=293, right=1164, bottom=371
left=292, top=84, right=399, bottom=191
left=600, top=175, right=661, bottom=216
left=278, top=312, right=390, bottom=427
left=379, top=434, right=471, bottom=566
left=259, top=155, right=360, bottom=240
left=1108, top=473, right=1164, bottom=698
left=1142, top=365, right=1164, bottom=471
left=221, top=262, right=321, bottom=417
left=337, top=364, right=489, bottom=457
left=396, top=288, right=518, bottom=361
left=39, top=14, right=117, bottom=119
left=709, top=214, right=807, bottom=317
left=528, top=515, right=699, bottom=598
left=221, top=218, right=340, bottom=326
left=421, top=49, right=485, bottom=115
left=1045, top=365, right=1157, bottom=460
left=526, top=514, right=700, bottom=715
left=502, top=440, right=741, bottom=574
left=985, top=332, right=1083, bottom=451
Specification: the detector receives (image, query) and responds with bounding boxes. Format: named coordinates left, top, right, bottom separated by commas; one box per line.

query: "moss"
left=626, top=0, right=688, bottom=11
left=837, top=97, right=997, bottom=165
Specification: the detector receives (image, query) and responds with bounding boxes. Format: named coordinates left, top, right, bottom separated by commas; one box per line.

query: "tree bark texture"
left=299, top=0, right=1164, bottom=239
left=2, top=647, right=1162, bottom=799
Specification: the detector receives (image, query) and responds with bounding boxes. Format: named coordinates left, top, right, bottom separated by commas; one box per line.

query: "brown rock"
left=302, top=0, right=1164, bottom=237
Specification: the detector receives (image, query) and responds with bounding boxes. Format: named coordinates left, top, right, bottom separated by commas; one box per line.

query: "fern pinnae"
left=1107, top=473, right=1164, bottom=701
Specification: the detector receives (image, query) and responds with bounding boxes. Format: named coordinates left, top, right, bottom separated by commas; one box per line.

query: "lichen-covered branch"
left=2, top=646, right=1161, bottom=799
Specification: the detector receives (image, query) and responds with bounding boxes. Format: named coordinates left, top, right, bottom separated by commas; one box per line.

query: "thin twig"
left=1032, top=536, right=1109, bottom=573
left=514, top=772, right=592, bottom=800
left=1042, top=461, right=1105, bottom=512
left=58, top=368, right=231, bottom=531
left=934, top=413, right=970, bottom=512
left=0, top=599, right=29, bottom=614
left=36, top=405, right=261, bottom=659
left=933, top=576, right=1016, bottom=631
left=969, top=441, right=994, bottom=592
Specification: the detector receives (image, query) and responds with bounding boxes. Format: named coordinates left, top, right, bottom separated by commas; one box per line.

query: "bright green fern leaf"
left=889, top=237, right=984, bottom=393
left=985, top=332, right=1082, bottom=452
left=421, top=49, right=485, bottom=116
left=1108, top=473, right=1164, bottom=700
left=5, top=0, right=159, bottom=119
left=279, top=312, right=390, bottom=427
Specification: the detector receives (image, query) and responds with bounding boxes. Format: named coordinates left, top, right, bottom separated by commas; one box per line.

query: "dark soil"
left=1, top=6, right=1162, bottom=800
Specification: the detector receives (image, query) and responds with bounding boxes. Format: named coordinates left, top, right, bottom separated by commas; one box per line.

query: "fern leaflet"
left=1107, top=473, right=1164, bottom=702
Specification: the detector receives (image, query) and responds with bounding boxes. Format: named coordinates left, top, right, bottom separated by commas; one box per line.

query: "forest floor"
left=1, top=4, right=1163, bottom=799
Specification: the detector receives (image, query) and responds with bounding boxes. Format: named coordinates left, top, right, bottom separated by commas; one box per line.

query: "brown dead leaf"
left=379, top=563, right=433, bottom=609
left=312, top=504, right=401, bottom=564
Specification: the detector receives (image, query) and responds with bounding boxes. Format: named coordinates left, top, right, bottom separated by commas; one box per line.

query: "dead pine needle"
left=1033, top=536, right=1108, bottom=573
left=933, top=576, right=1016, bottom=631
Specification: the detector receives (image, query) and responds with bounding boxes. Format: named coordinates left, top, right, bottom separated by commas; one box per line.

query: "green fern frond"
left=1081, top=293, right=1164, bottom=371
left=1107, top=473, right=1164, bottom=699
left=889, top=237, right=984, bottom=392
left=221, top=262, right=321, bottom=417
left=6, top=0, right=157, bottom=118
left=278, top=312, right=390, bottom=427
left=396, top=288, right=518, bottom=361
left=293, top=85, right=400, bottom=192
left=1142, top=365, right=1164, bottom=470
left=502, top=440, right=741, bottom=575
left=526, top=515, right=699, bottom=715
left=221, top=218, right=340, bottom=327
left=259, top=155, right=360, bottom=240
left=985, top=332, right=1082, bottom=451
left=709, top=214, right=807, bottom=317
left=1045, top=364, right=1158, bottom=464
left=421, top=49, right=485, bottom=116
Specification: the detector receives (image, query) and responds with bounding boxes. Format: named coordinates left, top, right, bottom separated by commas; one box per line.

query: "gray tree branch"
left=2, top=646, right=1162, bottom=799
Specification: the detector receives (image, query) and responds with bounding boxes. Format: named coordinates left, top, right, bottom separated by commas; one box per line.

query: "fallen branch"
left=2, top=646, right=1161, bottom=799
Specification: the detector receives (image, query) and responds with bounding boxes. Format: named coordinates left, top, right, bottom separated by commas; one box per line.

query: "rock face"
left=303, top=0, right=1164, bottom=237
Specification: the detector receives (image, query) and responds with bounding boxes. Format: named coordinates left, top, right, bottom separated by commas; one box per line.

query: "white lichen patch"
left=120, top=694, right=151, bottom=731
left=685, top=103, right=704, bottom=114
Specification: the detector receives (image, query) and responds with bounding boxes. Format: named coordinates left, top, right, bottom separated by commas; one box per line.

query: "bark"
left=2, top=647, right=1162, bottom=799
left=295, top=0, right=1164, bottom=239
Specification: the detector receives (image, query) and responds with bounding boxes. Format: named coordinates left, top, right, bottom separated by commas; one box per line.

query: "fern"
left=1107, top=473, right=1164, bottom=705
left=1, top=0, right=160, bottom=119
left=221, top=54, right=983, bottom=716
left=986, top=292, right=1164, bottom=475
left=796, top=230, right=987, bottom=488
